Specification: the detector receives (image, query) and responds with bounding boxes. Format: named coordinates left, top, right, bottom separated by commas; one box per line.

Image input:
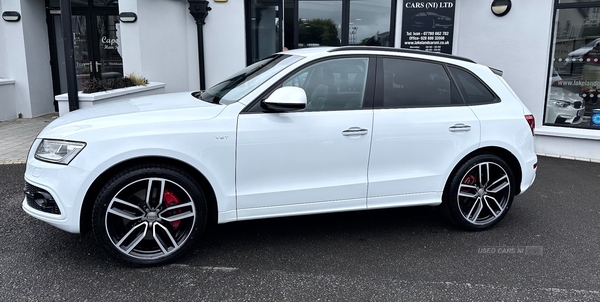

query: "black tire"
left=442, top=154, right=515, bottom=231
left=92, top=164, right=207, bottom=266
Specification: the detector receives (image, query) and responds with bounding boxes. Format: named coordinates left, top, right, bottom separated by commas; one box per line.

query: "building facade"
left=0, top=0, right=599, bottom=160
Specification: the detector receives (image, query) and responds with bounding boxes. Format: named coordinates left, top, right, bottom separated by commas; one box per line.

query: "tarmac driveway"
left=0, top=156, right=598, bottom=301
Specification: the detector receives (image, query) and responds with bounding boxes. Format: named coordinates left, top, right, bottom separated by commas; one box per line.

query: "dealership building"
left=1, top=0, right=600, bottom=160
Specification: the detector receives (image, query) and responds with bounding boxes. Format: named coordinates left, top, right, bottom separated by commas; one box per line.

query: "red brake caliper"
left=461, top=175, right=477, bottom=195
left=463, top=175, right=477, bottom=185
left=163, top=189, right=182, bottom=230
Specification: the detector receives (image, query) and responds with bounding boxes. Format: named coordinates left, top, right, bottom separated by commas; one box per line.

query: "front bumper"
left=22, top=140, right=93, bottom=234
left=546, top=105, right=585, bottom=124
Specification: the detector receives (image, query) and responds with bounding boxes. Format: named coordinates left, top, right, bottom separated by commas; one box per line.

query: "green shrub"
left=81, top=74, right=148, bottom=94
left=127, top=73, right=148, bottom=86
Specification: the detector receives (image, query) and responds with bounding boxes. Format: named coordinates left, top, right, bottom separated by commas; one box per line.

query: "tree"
left=298, top=18, right=340, bottom=47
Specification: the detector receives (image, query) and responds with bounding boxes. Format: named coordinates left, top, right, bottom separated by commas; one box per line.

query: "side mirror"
left=262, top=86, right=307, bottom=112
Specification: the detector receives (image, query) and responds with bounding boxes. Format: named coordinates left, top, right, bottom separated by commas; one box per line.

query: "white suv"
left=23, top=46, right=537, bottom=265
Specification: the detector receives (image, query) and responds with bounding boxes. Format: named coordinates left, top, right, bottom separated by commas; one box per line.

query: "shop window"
left=298, top=1, right=342, bottom=48
left=559, top=0, right=600, bottom=3
left=48, top=0, right=118, bottom=7
left=246, top=0, right=284, bottom=64
left=547, top=1, right=600, bottom=128
left=349, top=0, right=392, bottom=46
left=252, top=0, right=396, bottom=63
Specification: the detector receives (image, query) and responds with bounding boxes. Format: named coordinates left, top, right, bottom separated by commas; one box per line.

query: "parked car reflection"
left=407, top=12, right=452, bottom=29
left=546, top=69, right=585, bottom=124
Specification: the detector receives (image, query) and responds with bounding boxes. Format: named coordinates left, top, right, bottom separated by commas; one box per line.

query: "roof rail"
left=328, top=46, right=476, bottom=63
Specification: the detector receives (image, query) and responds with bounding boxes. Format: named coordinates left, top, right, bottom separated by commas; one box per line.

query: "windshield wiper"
left=212, top=74, right=248, bottom=104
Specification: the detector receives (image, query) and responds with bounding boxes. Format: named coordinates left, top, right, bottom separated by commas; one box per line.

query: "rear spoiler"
left=489, top=67, right=503, bottom=76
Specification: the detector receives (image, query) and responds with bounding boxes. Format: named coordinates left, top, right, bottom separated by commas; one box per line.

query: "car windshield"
left=200, top=54, right=302, bottom=105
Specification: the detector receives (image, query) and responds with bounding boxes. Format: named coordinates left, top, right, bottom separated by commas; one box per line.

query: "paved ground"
left=0, top=113, right=58, bottom=164
left=0, top=156, right=598, bottom=301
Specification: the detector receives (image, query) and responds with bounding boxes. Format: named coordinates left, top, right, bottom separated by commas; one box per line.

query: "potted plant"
left=55, top=73, right=166, bottom=116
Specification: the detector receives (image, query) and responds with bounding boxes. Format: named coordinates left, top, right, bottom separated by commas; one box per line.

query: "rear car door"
left=367, top=57, right=481, bottom=208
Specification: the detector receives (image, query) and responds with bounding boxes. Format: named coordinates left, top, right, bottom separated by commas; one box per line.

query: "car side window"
left=448, top=67, right=497, bottom=105
left=282, top=58, right=369, bottom=111
left=381, top=58, right=460, bottom=108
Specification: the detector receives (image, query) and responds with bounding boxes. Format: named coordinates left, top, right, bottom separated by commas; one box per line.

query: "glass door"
left=47, top=1, right=121, bottom=93
left=72, top=14, right=93, bottom=89
left=93, top=14, right=123, bottom=81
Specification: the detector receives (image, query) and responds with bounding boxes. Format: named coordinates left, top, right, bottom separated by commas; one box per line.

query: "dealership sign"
left=401, top=1, right=456, bottom=54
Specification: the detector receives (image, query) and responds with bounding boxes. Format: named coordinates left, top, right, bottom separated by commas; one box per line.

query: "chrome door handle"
left=449, top=123, right=471, bottom=132
left=342, top=127, right=369, bottom=136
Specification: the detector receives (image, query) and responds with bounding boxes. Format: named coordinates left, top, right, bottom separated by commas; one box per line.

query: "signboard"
left=400, top=1, right=456, bottom=54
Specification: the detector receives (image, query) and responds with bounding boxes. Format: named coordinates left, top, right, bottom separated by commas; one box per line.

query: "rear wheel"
left=443, top=154, right=515, bottom=230
left=92, top=164, right=207, bottom=266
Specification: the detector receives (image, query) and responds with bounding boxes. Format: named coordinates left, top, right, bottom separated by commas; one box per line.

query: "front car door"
left=236, top=56, right=376, bottom=220
left=367, top=57, right=481, bottom=209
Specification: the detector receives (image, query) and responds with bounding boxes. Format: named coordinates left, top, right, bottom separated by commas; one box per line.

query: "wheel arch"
left=443, top=146, right=523, bottom=200
left=79, top=156, right=218, bottom=235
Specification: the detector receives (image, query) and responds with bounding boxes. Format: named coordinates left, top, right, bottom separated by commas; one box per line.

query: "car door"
left=236, top=56, right=375, bottom=219
left=367, top=57, right=481, bottom=209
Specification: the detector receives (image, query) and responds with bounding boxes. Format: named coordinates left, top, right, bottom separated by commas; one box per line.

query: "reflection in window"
left=93, top=0, right=118, bottom=7
left=448, top=67, right=496, bottom=105
left=282, top=58, right=369, bottom=111
left=248, top=0, right=282, bottom=63
left=381, top=59, right=458, bottom=107
left=559, top=0, right=600, bottom=3
left=96, top=15, right=123, bottom=80
left=298, top=1, right=342, bottom=48
left=349, top=0, right=392, bottom=46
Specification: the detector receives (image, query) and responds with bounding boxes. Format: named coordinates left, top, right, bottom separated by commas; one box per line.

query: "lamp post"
left=350, top=26, right=358, bottom=45
left=188, top=0, right=211, bottom=91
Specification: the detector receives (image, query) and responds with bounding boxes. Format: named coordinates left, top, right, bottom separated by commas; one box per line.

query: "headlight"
left=35, top=139, right=86, bottom=165
left=550, top=100, right=571, bottom=108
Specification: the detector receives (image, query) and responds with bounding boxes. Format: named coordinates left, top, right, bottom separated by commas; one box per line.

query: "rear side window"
left=380, top=58, right=461, bottom=108
left=448, top=67, right=497, bottom=105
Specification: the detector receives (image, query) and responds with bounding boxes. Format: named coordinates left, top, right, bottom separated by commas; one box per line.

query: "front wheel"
left=443, top=154, right=515, bottom=230
left=92, top=164, right=207, bottom=266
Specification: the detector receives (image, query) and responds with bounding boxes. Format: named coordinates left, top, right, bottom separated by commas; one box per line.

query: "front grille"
left=24, top=182, right=61, bottom=215
left=574, top=101, right=583, bottom=109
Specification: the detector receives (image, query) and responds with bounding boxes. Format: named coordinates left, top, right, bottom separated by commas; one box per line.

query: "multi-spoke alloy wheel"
left=443, top=154, right=515, bottom=230
left=92, top=165, right=206, bottom=266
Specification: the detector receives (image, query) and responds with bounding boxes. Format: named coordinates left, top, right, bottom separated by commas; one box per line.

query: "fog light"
left=34, top=192, right=54, bottom=208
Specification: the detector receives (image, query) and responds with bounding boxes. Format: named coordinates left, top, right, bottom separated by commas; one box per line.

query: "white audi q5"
left=23, top=46, right=537, bottom=265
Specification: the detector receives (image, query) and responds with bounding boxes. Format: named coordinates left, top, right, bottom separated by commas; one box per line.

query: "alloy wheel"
left=456, top=161, right=511, bottom=226
left=104, top=177, right=197, bottom=260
